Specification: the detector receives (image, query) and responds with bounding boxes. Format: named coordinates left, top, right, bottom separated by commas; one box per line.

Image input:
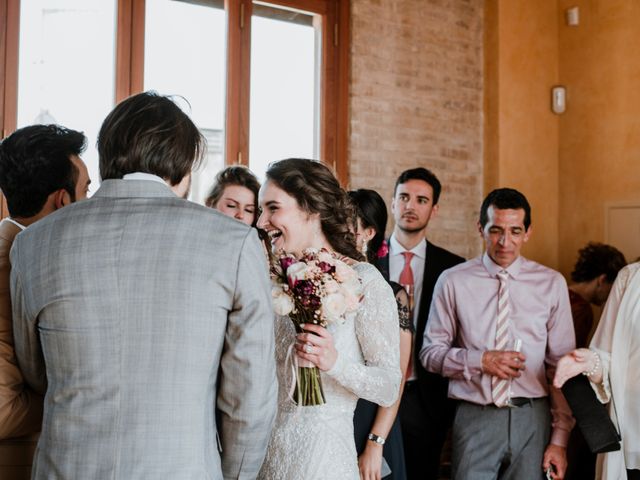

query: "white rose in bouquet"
left=334, top=261, right=357, bottom=283
left=343, top=285, right=362, bottom=312
left=317, top=250, right=334, bottom=264
left=322, top=292, right=348, bottom=324
left=286, top=262, right=309, bottom=287
left=272, top=286, right=295, bottom=316
left=324, top=279, right=340, bottom=294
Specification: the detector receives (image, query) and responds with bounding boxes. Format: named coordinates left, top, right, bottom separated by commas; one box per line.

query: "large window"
left=144, top=0, right=227, bottom=203
left=249, top=3, right=319, bottom=180
left=0, top=0, right=349, bottom=209
left=16, top=0, right=117, bottom=193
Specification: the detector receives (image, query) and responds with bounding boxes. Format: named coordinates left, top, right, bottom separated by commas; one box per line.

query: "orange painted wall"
left=557, top=0, right=640, bottom=276
left=484, top=1, right=560, bottom=269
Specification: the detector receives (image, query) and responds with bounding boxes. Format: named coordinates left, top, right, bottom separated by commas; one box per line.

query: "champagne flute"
left=400, top=284, right=414, bottom=314
left=506, top=337, right=522, bottom=407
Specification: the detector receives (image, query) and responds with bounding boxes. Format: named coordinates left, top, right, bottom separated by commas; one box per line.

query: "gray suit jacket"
left=10, top=179, right=277, bottom=479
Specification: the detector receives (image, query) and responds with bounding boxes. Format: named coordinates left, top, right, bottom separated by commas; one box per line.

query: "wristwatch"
left=367, top=433, right=386, bottom=445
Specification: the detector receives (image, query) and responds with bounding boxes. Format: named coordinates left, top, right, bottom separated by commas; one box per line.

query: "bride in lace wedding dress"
left=256, top=159, right=402, bottom=480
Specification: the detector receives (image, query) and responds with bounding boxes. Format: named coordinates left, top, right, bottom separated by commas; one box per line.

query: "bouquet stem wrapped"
left=290, top=322, right=325, bottom=405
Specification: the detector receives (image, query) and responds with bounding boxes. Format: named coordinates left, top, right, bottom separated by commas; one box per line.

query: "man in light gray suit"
left=10, top=92, right=277, bottom=479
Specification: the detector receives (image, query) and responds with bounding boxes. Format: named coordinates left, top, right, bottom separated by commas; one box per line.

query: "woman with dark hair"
left=350, top=189, right=412, bottom=480
left=256, top=159, right=402, bottom=480
left=205, top=165, right=260, bottom=227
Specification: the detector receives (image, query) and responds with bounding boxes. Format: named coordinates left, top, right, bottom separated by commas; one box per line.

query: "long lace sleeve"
left=325, top=264, right=402, bottom=407
left=390, top=281, right=413, bottom=332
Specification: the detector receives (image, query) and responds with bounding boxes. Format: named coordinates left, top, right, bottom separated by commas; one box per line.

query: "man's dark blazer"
left=375, top=239, right=465, bottom=423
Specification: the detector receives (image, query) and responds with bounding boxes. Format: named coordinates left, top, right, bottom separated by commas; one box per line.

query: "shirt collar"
left=389, top=233, right=427, bottom=259
left=482, top=251, right=523, bottom=279
left=122, top=172, right=167, bottom=185
left=4, top=218, right=26, bottom=231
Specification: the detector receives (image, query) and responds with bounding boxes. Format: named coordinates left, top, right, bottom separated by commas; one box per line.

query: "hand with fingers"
left=553, top=348, right=600, bottom=388
left=482, top=350, right=526, bottom=379
left=295, top=323, right=338, bottom=371
left=542, top=444, right=567, bottom=479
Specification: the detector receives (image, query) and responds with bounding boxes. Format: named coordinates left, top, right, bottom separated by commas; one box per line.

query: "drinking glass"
left=506, top=337, right=522, bottom=407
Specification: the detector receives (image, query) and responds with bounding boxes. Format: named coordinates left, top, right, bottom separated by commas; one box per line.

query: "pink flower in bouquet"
left=280, top=255, right=297, bottom=271
left=317, top=261, right=334, bottom=274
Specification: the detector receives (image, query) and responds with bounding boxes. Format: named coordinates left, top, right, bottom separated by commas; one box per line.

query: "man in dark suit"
left=375, top=167, right=464, bottom=480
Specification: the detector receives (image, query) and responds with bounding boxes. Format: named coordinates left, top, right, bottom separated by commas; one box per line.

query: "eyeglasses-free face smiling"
left=257, top=180, right=325, bottom=258
left=213, top=184, right=256, bottom=226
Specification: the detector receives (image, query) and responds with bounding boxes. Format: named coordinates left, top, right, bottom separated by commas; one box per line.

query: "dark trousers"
left=399, top=382, right=451, bottom=480
left=628, top=470, right=640, bottom=480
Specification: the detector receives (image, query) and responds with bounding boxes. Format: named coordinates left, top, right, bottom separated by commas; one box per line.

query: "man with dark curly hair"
left=0, top=124, right=89, bottom=479
left=10, top=93, right=277, bottom=479
left=568, top=242, right=627, bottom=348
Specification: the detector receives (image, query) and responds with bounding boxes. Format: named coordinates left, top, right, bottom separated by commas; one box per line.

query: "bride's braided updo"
left=265, top=158, right=364, bottom=262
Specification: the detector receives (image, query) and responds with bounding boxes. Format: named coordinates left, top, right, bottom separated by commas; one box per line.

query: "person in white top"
left=554, top=261, right=640, bottom=480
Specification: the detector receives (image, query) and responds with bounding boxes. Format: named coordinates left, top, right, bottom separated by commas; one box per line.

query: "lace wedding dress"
left=258, top=262, right=401, bottom=480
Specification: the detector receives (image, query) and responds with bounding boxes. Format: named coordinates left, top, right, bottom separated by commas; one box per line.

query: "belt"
left=507, top=397, right=534, bottom=407
left=459, top=397, right=540, bottom=409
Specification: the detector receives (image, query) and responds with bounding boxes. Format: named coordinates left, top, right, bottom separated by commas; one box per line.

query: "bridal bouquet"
left=270, top=248, right=363, bottom=406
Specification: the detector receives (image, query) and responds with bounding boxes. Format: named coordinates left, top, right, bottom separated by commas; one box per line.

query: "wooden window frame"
left=1, top=0, right=350, bottom=193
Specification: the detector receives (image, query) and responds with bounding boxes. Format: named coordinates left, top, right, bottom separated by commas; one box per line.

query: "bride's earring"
left=362, top=241, right=368, bottom=255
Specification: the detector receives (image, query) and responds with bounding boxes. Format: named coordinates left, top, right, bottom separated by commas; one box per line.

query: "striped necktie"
left=492, top=270, right=510, bottom=407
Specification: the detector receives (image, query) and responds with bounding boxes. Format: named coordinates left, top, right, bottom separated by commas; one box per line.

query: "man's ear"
left=429, top=204, right=439, bottom=220
left=53, top=189, right=71, bottom=209
left=477, top=221, right=484, bottom=238
left=523, top=225, right=533, bottom=243
left=596, top=273, right=608, bottom=287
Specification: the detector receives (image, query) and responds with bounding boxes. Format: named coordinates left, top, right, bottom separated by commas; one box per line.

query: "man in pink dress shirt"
left=420, top=188, right=575, bottom=480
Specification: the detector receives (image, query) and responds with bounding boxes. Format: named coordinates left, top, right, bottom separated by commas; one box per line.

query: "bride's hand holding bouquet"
left=295, top=323, right=337, bottom=371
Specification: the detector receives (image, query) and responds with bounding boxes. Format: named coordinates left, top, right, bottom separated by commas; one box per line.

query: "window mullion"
left=116, top=0, right=145, bottom=103
left=225, top=0, right=252, bottom=166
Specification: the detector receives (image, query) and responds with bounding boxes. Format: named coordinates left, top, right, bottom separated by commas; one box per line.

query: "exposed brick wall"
left=348, top=0, right=484, bottom=259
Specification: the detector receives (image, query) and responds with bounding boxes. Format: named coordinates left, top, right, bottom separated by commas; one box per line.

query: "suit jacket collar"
left=93, top=179, right=177, bottom=199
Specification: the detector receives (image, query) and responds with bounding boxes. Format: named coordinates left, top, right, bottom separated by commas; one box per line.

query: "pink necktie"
left=399, top=252, right=414, bottom=289
left=492, top=270, right=510, bottom=407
